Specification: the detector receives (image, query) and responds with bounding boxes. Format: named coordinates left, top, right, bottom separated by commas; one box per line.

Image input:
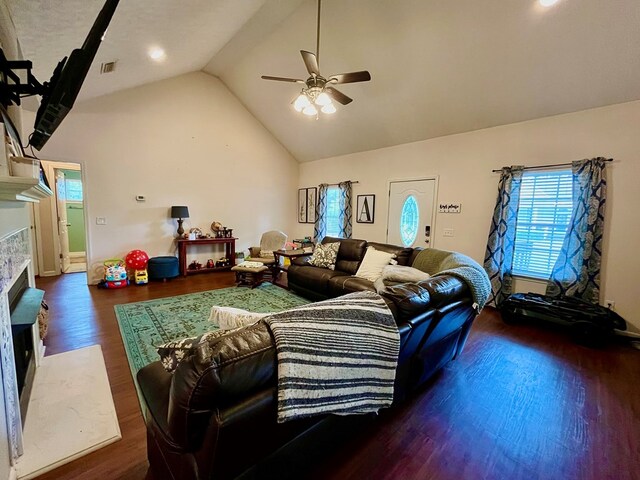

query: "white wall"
left=296, top=100, right=640, bottom=333
left=23, top=71, right=299, bottom=283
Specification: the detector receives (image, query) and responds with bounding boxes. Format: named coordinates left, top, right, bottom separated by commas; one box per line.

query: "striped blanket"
left=264, top=291, right=400, bottom=423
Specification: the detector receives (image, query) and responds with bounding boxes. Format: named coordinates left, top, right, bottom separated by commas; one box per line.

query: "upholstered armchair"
left=246, top=231, right=287, bottom=268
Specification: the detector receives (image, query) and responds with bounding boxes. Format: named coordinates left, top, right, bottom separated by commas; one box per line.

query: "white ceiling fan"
left=261, top=0, right=372, bottom=116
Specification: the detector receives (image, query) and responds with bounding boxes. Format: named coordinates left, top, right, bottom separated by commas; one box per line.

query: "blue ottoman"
left=148, top=256, right=179, bottom=281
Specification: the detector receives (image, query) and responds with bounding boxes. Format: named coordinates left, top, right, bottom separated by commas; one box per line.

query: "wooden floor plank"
left=33, top=272, right=640, bottom=480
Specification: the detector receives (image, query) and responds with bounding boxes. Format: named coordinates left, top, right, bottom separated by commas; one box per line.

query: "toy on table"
left=125, top=249, right=150, bottom=285
left=102, top=258, right=129, bottom=288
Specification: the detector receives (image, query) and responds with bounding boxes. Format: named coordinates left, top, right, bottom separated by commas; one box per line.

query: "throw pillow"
left=381, top=265, right=431, bottom=283
left=157, top=327, right=243, bottom=373
left=308, top=242, right=340, bottom=270
left=355, top=247, right=397, bottom=282
left=208, top=306, right=269, bottom=330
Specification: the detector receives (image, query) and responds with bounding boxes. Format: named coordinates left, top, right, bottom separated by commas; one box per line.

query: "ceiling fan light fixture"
left=314, top=92, right=332, bottom=106
left=302, top=104, right=318, bottom=116
left=293, top=93, right=311, bottom=112
left=321, top=103, right=336, bottom=114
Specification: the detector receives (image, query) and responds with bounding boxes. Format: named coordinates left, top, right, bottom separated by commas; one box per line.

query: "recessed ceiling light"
left=539, top=0, right=559, bottom=6
left=148, top=47, right=166, bottom=61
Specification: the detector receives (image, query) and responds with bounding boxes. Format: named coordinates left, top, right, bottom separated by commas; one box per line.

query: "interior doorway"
left=37, top=161, right=88, bottom=275
left=387, top=178, right=437, bottom=248
left=55, top=167, right=87, bottom=273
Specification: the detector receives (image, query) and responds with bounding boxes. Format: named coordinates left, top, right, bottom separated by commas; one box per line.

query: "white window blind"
left=513, top=170, right=573, bottom=279
left=325, top=186, right=342, bottom=238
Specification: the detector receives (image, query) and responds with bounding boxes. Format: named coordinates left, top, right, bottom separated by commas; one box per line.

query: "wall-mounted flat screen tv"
left=29, top=0, right=119, bottom=150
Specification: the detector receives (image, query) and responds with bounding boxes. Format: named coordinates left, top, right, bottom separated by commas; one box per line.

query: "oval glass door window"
left=400, top=195, right=419, bottom=246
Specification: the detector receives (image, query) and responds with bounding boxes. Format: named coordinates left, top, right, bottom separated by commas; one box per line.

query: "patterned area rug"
left=115, top=284, right=309, bottom=380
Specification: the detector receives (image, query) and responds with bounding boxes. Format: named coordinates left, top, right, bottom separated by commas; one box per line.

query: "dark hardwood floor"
left=34, top=272, right=640, bottom=480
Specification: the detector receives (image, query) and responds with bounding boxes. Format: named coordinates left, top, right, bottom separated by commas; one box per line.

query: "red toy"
left=125, top=249, right=150, bottom=285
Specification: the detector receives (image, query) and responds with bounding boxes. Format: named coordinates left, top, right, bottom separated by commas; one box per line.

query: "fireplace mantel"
left=0, top=175, right=53, bottom=202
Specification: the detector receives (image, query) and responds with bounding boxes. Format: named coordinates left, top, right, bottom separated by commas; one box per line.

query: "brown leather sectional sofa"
left=137, top=237, right=480, bottom=479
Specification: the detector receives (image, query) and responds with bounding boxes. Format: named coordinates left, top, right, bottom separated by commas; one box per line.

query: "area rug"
left=115, top=283, right=309, bottom=382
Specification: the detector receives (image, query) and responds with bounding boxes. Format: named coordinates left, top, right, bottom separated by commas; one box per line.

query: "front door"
left=55, top=169, right=71, bottom=273
left=387, top=179, right=436, bottom=248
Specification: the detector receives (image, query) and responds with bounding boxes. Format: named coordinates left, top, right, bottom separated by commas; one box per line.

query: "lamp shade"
left=170, top=206, right=189, bottom=219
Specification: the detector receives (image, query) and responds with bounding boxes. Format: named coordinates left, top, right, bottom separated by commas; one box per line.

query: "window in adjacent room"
left=325, top=186, right=342, bottom=238
left=65, top=178, right=83, bottom=202
left=513, top=169, right=573, bottom=279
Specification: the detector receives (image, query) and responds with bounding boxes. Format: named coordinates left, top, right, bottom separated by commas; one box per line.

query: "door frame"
left=385, top=176, right=439, bottom=249
left=40, top=160, right=90, bottom=276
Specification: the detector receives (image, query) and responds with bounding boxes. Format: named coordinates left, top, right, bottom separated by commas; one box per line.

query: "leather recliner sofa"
left=137, top=237, right=480, bottom=480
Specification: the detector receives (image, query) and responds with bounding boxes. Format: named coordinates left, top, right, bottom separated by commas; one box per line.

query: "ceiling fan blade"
left=261, top=75, right=305, bottom=83
left=300, top=50, right=320, bottom=76
left=328, top=71, right=371, bottom=84
left=325, top=86, right=353, bottom=105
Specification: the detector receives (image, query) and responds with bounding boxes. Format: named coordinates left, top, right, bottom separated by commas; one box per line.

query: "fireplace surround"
left=0, top=227, right=44, bottom=464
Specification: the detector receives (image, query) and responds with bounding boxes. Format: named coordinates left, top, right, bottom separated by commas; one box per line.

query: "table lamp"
left=171, top=206, right=189, bottom=236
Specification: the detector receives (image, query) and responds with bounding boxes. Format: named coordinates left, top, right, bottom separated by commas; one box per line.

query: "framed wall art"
left=356, top=194, right=375, bottom=223
left=298, top=187, right=318, bottom=223
left=298, top=188, right=307, bottom=223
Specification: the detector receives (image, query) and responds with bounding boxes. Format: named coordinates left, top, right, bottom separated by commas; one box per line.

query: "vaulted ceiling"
left=6, top=0, right=640, bottom=162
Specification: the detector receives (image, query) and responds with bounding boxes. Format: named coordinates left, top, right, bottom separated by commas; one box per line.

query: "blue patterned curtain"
left=314, top=184, right=329, bottom=242
left=338, top=181, right=352, bottom=238
left=483, top=166, right=524, bottom=306
left=546, top=158, right=607, bottom=303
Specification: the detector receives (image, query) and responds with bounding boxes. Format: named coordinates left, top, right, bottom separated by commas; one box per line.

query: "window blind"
left=513, top=170, right=573, bottom=279
left=325, top=186, right=342, bottom=238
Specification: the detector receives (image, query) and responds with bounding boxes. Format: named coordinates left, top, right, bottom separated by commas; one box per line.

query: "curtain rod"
left=491, top=158, right=613, bottom=173
left=324, top=180, right=359, bottom=186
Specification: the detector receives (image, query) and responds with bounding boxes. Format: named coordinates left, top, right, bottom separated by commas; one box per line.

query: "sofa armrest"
left=379, top=283, right=431, bottom=321
left=291, top=256, right=310, bottom=267
left=416, top=275, right=469, bottom=308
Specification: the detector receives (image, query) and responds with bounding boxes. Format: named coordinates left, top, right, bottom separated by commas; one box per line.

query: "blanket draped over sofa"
left=412, top=248, right=491, bottom=309
left=265, top=291, right=399, bottom=423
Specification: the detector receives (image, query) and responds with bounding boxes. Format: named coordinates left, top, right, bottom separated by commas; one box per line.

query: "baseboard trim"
left=69, top=251, right=86, bottom=259
left=40, top=270, right=58, bottom=277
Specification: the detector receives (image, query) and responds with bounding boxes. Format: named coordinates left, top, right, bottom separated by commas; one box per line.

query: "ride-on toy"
left=99, top=258, right=129, bottom=289
left=499, top=292, right=626, bottom=347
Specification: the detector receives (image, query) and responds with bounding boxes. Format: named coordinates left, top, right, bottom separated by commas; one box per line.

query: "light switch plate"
left=443, top=228, right=455, bottom=237
left=96, top=217, right=107, bottom=225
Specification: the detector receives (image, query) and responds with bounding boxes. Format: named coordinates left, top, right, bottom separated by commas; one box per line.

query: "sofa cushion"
left=287, top=264, right=348, bottom=295
left=354, top=247, right=396, bottom=282
left=322, top=237, right=367, bottom=274
left=368, top=242, right=414, bottom=266
left=328, top=275, right=376, bottom=297
left=308, top=242, right=340, bottom=269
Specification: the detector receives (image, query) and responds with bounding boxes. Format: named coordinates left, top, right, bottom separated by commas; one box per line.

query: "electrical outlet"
left=96, top=217, right=107, bottom=225
left=605, top=300, right=615, bottom=310
left=443, top=228, right=455, bottom=237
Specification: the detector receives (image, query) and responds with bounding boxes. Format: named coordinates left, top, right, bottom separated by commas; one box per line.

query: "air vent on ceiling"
left=100, top=61, right=117, bottom=74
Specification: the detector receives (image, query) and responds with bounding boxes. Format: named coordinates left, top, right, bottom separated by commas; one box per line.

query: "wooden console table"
left=177, top=237, right=237, bottom=276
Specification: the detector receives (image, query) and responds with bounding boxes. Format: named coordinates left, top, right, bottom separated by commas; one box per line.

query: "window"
left=325, top=186, right=342, bottom=238
left=400, top=195, right=419, bottom=246
left=65, top=178, right=83, bottom=202
left=513, top=170, right=572, bottom=279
